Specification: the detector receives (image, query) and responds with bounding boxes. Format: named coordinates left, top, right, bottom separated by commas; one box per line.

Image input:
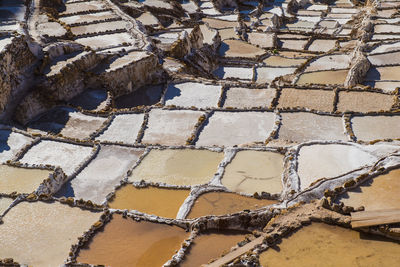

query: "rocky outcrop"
left=39, top=0, right=65, bottom=15
left=344, top=48, right=371, bottom=87
left=15, top=49, right=165, bottom=123
left=0, top=36, right=39, bottom=123
left=15, top=51, right=106, bottom=123
left=212, top=0, right=238, bottom=11
left=169, top=25, right=204, bottom=59
left=98, top=51, right=165, bottom=97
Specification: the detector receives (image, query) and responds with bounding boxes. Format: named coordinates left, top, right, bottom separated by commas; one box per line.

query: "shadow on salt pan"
left=69, top=89, right=109, bottom=111
left=115, top=84, right=163, bottom=109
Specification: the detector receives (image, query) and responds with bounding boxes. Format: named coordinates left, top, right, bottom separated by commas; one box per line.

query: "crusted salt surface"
left=61, top=1, right=107, bottom=15
left=57, top=145, right=144, bottom=204
left=164, top=82, right=221, bottom=108
left=255, top=67, right=297, bottom=84
left=277, top=88, right=334, bottom=112
left=337, top=91, right=394, bottom=113
left=0, top=201, right=101, bottom=267
left=297, top=144, right=378, bottom=190
left=96, top=113, right=145, bottom=144
left=304, top=54, right=350, bottom=72
left=19, top=141, right=93, bottom=176
left=0, top=197, right=13, bottom=215
left=0, top=130, right=33, bottom=163
left=277, top=112, right=347, bottom=143
left=219, top=40, right=265, bottom=58
left=196, top=111, right=276, bottom=147
left=224, top=87, right=276, bottom=108
left=141, top=109, right=204, bottom=146
left=29, top=108, right=107, bottom=139
left=221, top=150, right=284, bottom=195
left=75, top=32, right=134, bottom=50
left=352, top=115, right=400, bottom=141
left=59, top=11, right=118, bottom=25
left=213, top=66, right=254, bottom=80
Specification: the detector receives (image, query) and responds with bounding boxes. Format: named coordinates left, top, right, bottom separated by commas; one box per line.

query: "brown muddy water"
left=187, top=192, right=277, bottom=218
left=108, top=185, right=190, bottom=218
left=296, top=69, right=348, bottom=85
left=77, top=214, right=189, bottom=267
left=259, top=223, right=400, bottom=267
left=340, top=169, right=400, bottom=211
left=181, top=230, right=249, bottom=267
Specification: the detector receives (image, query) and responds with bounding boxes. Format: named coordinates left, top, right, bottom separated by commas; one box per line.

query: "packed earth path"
left=1, top=0, right=400, bottom=266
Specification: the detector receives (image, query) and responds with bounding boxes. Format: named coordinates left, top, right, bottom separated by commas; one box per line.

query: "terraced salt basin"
left=277, top=112, right=347, bottom=143
left=61, top=1, right=107, bottom=16
left=0, top=201, right=100, bottom=267
left=202, top=18, right=239, bottom=29
left=71, top=20, right=128, bottom=35
left=69, top=89, right=109, bottom=111
left=77, top=214, right=189, bottom=267
left=114, top=84, right=162, bottom=109
left=56, top=145, right=144, bottom=204
left=297, top=144, right=377, bottom=190
left=307, top=39, right=337, bottom=52
left=196, top=111, right=276, bottom=147
left=255, top=67, right=297, bottom=84
left=0, top=196, right=13, bottom=215
left=108, top=185, right=190, bottom=218
left=277, top=88, right=335, bottom=112
left=219, top=40, right=265, bottom=58
left=75, top=32, right=134, bottom=50
left=247, top=32, right=275, bottom=48
left=19, top=140, right=93, bottom=176
left=296, top=69, right=349, bottom=85
left=263, top=55, right=308, bottom=67
left=181, top=230, right=248, bottom=267
left=59, top=11, right=118, bottom=25
left=28, top=107, right=107, bottom=139
left=339, top=169, right=400, bottom=211
left=96, top=113, right=144, bottom=144
left=259, top=223, right=400, bottom=266
left=164, top=82, right=221, bottom=108
left=0, top=165, right=51, bottom=194
left=337, top=91, right=394, bottom=113
left=223, top=87, right=276, bottom=108
left=221, top=150, right=283, bottom=195
left=213, top=66, right=254, bottom=81
left=187, top=192, right=277, bottom=218
left=365, top=66, right=400, bottom=81
left=129, top=149, right=224, bottom=186
left=141, top=109, right=204, bottom=146
left=0, top=130, right=33, bottom=163
left=351, top=115, right=400, bottom=141
left=218, top=28, right=239, bottom=40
